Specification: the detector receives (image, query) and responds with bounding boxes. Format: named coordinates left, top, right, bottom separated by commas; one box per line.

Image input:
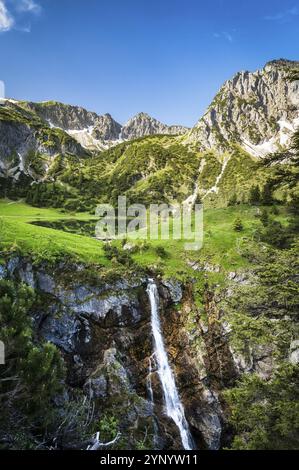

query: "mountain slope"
left=0, top=100, right=89, bottom=181
left=121, top=112, right=188, bottom=140
left=185, top=59, right=299, bottom=156
left=20, top=101, right=189, bottom=151
left=1, top=59, right=298, bottom=210
left=23, top=101, right=122, bottom=151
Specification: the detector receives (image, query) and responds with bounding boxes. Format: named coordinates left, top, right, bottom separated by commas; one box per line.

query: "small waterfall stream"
left=146, top=279, right=194, bottom=450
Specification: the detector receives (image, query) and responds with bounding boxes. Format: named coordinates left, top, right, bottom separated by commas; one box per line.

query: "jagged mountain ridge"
left=1, top=58, right=299, bottom=201
left=185, top=59, right=299, bottom=156
left=0, top=99, right=189, bottom=179
left=17, top=100, right=189, bottom=151
left=0, top=100, right=90, bottom=181
left=121, top=112, right=189, bottom=140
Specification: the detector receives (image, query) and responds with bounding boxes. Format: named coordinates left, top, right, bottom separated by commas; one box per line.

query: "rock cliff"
left=185, top=59, right=299, bottom=156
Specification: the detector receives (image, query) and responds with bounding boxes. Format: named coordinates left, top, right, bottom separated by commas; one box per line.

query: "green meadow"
left=0, top=198, right=288, bottom=280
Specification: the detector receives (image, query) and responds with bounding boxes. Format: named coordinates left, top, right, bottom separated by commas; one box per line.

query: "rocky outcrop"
left=157, top=283, right=237, bottom=449
left=25, top=101, right=122, bottom=151
left=1, top=255, right=245, bottom=449
left=0, top=101, right=89, bottom=180
left=0, top=100, right=189, bottom=158
left=25, top=101, right=118, bottom=134
left=0, top=257, right=213, bottom=449
left=185, top=59, right=299, bottom=156
left=2, top=254, right=294, bottom=449
left=121, top=112, right=189, bottom=140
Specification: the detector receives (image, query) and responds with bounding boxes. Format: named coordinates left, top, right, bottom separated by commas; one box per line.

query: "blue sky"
left=0, top=0, right=299, bottom=126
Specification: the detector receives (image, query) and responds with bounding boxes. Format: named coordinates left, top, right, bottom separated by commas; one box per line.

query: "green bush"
left=224, top=364, right=299, bottom=450
left=0, top=280, right=65, bottom=445
left=233, top=217, right=243, bottom=232
left=154, top=245, right=168, bottom=258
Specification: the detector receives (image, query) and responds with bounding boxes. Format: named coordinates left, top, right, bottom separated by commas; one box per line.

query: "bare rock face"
left=25, top=101, right=101, bottom=131
left=185, top=59, right=299, bottom=156
left=1, top=101, right=188, bottom=157
left=0, top=102, right=88, bottom=180
left=26, top=102, right=122, bottom=141
left=24, top=101, right=122, bottom=152
left=121, top=112, right=189, bottom=140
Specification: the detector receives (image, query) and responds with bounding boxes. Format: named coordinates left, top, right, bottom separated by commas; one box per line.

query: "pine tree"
left=249, top=185, right=261, bottom=205
left=260, top=208, right=269, bottom=226
left=261, top=182, right=273, bottom=206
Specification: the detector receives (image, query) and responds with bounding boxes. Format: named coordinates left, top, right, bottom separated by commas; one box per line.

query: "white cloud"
left=0, top=0, right=42, bottom=33
left=265, top=6, right=299, bottom=21
left=213, top=31, right=233, bottom=43
left=0, top=0, right=14, bottom=32
left=17, top=0, right=41, bottom=14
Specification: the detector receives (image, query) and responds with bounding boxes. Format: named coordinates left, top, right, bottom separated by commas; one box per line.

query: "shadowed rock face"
left=0, top=101, right=89, bottom=180
left=1, top=256, right=238, bottom=449
left=185, top=59, right=299, bottom=156
left=1, top=255, right=291, bottom=449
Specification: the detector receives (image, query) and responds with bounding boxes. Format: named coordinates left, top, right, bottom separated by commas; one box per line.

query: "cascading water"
left=146, top=355, right=159, bottom=448
left=146, top=279, right=195, bottom=450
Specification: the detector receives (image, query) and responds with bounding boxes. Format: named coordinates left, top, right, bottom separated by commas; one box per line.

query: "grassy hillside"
left=2, top=133, right=277, bottom=214
left=0, top=199, right=290, bottom=278
left=0, top=200, right=108, bottom=265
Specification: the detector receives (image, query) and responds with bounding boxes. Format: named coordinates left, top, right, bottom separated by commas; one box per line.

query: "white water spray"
left=146, top=279, right=194, bottom=450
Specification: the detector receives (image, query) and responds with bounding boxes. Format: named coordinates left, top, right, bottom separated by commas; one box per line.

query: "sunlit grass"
left=0, top=199, right=288, bottom=278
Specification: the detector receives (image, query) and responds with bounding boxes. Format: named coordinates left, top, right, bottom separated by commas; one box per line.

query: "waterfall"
left=146, top=279, right=195, bottom=450
left=146, top=355, right=159, bottom=448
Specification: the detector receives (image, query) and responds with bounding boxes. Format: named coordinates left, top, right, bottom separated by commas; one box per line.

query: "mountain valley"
left=0, top=59, right=298, bottom=451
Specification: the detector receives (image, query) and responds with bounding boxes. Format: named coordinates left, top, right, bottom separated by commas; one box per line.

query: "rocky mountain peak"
left=264, top=58, right=299, bottom=71
left=121, top=112, right=189, bottom=140
left=13, top=101, right=188, bottom=150
left=185, top=59, right=299, bottom=156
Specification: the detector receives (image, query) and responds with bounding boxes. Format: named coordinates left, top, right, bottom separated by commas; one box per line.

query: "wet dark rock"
left=161, top=279, right=183, bottom=303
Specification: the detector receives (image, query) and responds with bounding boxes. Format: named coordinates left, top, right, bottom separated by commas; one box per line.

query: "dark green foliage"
left=258, top=220, right=291, bottom=249
left=261, top=129, right=299, bottom=193
left=260, top=208, right=269, bottom=226
left=224, top=364, right=299, bottom=450
left=249, top=185, right=261, bottom=205
left=154, top=245, right=168, bottom=258
left=288, top=192, right=299, bottom=216
left=103, top=244, right=134, bottom=266
left=228, top=193, right=238, bottom=206
left=287, top=192, right=299, bottom=236
left=0, top=279, right=65, bottom=447
left=223, top=241, right=299, bottom=450
left=25, top=150, right=47, bottom=178
left=225, top=244, right=299, bottom=346
left=261, top=182, right=274, bottom=205
left=25, top=182, right=92, bottom=212
left=233, top=217, right=243, bottom=232
left=270, top=205, right=280, bottom=215
left=0, top=174, right=33, bottom=200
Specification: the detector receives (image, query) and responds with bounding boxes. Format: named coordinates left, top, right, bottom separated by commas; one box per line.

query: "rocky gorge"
left=1, top=249, right=294, bottom=450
